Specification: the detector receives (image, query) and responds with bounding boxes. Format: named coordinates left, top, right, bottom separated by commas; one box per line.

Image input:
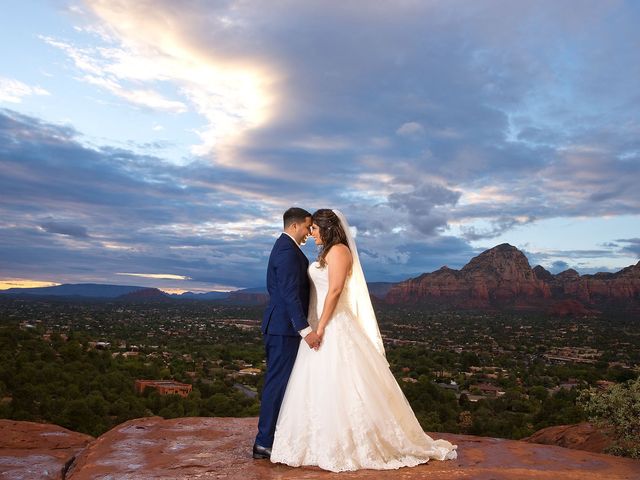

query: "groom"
left=253, top=207, right=321, bottom=459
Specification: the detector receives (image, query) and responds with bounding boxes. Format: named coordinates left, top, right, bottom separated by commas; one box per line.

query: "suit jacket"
left=261, top=233, right=310, bottom=336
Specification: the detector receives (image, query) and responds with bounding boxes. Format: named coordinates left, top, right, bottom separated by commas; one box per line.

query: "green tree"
left=578, top=377, right=640, bottom=458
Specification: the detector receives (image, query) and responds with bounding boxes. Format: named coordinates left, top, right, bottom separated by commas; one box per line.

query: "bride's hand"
left=316, top=326, right=325, bottom=338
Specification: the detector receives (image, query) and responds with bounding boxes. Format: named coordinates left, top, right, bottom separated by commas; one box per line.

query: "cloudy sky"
left=1, top=0, right=639, bottom=293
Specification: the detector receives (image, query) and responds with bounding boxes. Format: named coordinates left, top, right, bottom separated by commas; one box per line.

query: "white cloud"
left=116, top=272, right=191, bottom=280
left=44, top=5, right=277, bottom=160
left=83, top=74, right=187, bottom=112
left=0, top=76, right=50, bottom=103
left=396, top=121, right=425, bottom=137
left=42, top=36, right=188, bottom=114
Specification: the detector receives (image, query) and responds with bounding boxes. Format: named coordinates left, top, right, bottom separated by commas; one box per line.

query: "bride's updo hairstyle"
left=312, top=209, right=350, bottom=267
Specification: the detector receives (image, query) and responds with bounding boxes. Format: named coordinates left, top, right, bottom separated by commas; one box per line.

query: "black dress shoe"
left=253, top=443, right=272, bottom=459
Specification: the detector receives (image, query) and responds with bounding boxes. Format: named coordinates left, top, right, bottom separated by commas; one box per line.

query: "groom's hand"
left=304, top=331, right=321, bottom=350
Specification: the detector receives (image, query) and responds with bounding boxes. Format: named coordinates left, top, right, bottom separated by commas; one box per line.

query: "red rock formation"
left=2, top=417, right=639, bottom=479
left=548, top=299, right=599, bottom=316
left=551, top=263, right=640, bottom=306
left=386, top=244, right=550, bottom=309
left=533, top=265, right=554, bottom=282
left=60, top=416, right=640, bottom=479
left=0, top=419, right=93, bottom=480
left=385, top=245, right=640, bottom=312
left=118, top=288, right=170, bottom=301
left=524, top=423, right=615, bottom=454
left=227, top=291, right=269, bottom=305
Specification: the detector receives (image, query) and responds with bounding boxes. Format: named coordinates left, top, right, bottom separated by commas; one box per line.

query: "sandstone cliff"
left=545, top=262, right=640, bottom=308
left=385, top=243, right=640, bottom=312
left=2, top=417, right=640, bottom=479
left=523, top=422, right=616, bottom=454
left=0, top=419, right=93, bottom=480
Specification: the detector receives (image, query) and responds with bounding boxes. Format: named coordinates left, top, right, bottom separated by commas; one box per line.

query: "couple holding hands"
left=254, top=207, right=457, bottom=472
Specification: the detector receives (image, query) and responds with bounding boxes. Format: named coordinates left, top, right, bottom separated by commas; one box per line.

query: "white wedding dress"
left=270, top=256, right=458, bottom=472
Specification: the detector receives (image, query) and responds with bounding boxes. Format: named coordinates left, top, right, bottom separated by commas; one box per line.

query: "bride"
left=270, top=209, right=457, bottom=472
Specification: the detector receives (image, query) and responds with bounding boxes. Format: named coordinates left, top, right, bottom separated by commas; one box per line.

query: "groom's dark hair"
left=283, top=207, right=312, bottom=228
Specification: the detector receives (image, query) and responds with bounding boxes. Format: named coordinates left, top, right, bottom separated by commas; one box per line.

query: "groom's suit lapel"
left=280, top=233, right=309, bottom=267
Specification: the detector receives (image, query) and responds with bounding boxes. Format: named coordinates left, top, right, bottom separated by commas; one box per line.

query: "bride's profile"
left=270, top=208, right=457, bottom=472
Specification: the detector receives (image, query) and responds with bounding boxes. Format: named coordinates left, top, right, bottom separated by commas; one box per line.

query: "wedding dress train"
left=270, top=260, right=457, bottom=472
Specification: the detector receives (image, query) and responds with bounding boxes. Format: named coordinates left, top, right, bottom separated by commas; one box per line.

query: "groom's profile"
left=253, top=207, right=321, bottom=459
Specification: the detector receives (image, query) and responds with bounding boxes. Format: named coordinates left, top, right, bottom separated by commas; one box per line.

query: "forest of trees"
left=0, top=298, right=638, bottom=458
left=0, top=325, right=259, bottom=437
left=386, top=346, right=585, bottom=439
left=0, top=321, right=587, bottom=439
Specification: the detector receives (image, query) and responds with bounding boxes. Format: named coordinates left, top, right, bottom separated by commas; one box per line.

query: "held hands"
left=304, top=331, right=321, bottom=350
left=304, top=323, right=327, bottom=350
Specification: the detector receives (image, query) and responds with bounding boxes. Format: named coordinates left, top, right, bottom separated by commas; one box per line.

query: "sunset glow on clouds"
left=0, top=279, right=61, bottom=291
left=0, top=1, right=638, bottom=291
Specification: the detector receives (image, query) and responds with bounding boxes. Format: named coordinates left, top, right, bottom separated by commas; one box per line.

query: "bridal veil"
left=332, top=209, right=386, bottom=358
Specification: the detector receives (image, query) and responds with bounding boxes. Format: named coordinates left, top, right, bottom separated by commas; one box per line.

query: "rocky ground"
left=2, top=417, right=639, bottom=479
left=523, top=422, right=616, bottom=453
left=0, top=419, right=93, bottom=480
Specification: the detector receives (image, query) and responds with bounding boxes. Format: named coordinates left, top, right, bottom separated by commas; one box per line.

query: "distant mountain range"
left=172, top=291, right=233, bottom=300
left=2, top=244, right=638, bottom=313
left=0, top=283, right=159, bottom=299
left=0, top=280, right=395, bottom=306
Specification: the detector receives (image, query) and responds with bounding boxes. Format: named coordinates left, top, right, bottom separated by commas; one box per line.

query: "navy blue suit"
left=256, top=233, right=310, bottom=448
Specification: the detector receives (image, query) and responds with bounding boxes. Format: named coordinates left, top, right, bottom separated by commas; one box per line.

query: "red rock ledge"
left=61, top=417, right=640, bottom=480
left=523, top=422, right=616, bottom=454
left=2, top=417, right=639, bottom=479
left=0, top=419, right=93, bottom=480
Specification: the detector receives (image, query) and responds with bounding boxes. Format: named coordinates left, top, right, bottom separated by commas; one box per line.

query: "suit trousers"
left=255, top=334, right=301, bottom=447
